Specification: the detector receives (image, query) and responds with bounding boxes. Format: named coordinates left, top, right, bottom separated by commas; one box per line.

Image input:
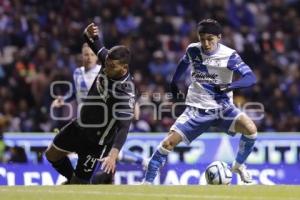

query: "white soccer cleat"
left=231, top=161, right=252, bottom=183
left=140, top=180, right=152, bottom=185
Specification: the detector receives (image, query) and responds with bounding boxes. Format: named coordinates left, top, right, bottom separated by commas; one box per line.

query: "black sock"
left=50, top=156, right=74, bottom=181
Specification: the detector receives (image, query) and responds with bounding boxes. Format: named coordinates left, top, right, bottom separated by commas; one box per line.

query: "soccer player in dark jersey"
left=45, top=23, right=136, bottom=184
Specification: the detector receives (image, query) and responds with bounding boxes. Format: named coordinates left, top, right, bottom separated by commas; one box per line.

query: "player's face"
left=104, top=58, right=127, bottom=79
left=82, top=46, right=98, bottom=69
left=198, top=33, right=221, bottom=53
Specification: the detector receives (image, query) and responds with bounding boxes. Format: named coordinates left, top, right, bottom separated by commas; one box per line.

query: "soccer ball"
left=205, top=161, right=232, bottom=185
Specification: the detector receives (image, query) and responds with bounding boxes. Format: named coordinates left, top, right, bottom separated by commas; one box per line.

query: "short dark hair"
left=197, top=19, right=222, bottom=36
left=107, top=45, right=131, bottom=65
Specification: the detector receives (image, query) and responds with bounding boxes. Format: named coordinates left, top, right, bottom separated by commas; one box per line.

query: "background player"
left=143, top=19, right=258, bottom=184
left=51, top=43, right=101, bottom=108
left=45, top=23, right=136, bottom=184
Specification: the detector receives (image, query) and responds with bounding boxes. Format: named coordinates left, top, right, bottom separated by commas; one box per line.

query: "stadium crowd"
left=0, top=0, right=299, bottom=137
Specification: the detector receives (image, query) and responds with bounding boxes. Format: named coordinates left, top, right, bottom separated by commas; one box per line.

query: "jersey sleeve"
left=227, top=52, right=252, bottom=75
left=112, top=119, right=131, bottom=150
left=182, top=48, right=192, bottom=64
left=84, top=33, right=108, bottom=65
left=171, top=47, right=191, bottom=83
left=111, top=96, right=134, bottom=151
left=112, top=80, right=135, bottom=150
left=113, top=97, right=135, bottom=119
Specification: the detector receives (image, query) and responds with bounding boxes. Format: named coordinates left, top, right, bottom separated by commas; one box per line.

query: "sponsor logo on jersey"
left=192, top=72, right=218, bottom=83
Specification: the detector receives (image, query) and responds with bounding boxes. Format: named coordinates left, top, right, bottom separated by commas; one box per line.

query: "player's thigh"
left=218, top=105, right=243, bottom=135
left=170, top=106, right=215, bottom=144
left=45, top=144, right=69, bottom=162
left=45, top=120, right=80, bottom=161
left=234, top=113, right=257, bottom=135
left=51, top=119, right=82, bottom=154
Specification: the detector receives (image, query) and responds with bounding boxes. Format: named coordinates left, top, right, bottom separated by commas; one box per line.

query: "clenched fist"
left=84, top=23, right=100, bottom=41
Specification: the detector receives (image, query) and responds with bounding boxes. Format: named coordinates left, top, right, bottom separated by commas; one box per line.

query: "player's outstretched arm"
left=229, top=71, right=257, bottom=90
left=170, top=57, right=189, bottom=100
left=215, top=72, right=257, bottom=93
left=83, top=23, right=108, bottom=65
left=99, top=119, right=132, bottom=174
left=216, top=52, right=257, bottom=93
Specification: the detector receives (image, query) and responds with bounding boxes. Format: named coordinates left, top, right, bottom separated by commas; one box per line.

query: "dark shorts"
left=52, top=119, right=112, bottom=181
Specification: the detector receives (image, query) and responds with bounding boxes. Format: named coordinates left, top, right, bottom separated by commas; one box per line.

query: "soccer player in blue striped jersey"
left=143, top=19, right=257, bottom=184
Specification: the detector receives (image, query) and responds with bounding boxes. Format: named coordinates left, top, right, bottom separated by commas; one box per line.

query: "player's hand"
left=214, top=83, right=231, bottom=93
left=99, top=156, right=117, bottom=174
left=51, top=96, right=65, bottom=108
left=84, top=23, right=100, bottom=41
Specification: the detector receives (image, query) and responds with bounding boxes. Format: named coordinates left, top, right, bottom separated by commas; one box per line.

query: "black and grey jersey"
left=77, top=66, right=135, bottom=146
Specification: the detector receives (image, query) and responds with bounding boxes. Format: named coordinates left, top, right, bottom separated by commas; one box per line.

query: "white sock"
left=157, top=143, right=171, bottom=155
left=243, top=132, right=257, bottom=140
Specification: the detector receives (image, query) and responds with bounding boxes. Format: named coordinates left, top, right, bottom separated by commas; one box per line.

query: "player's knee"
left=45, top=149, right=54, bottom=162
left=45, top=149, right=57, bottom=162
left=70, top=174, right=90, bottom=184
left=45, top=146, right=63, bottom=162
left=91, top=171, right=114, bottom=184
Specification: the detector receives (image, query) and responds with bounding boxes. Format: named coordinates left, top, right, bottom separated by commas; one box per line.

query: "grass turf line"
left=1, top=185, right=300, bottom=200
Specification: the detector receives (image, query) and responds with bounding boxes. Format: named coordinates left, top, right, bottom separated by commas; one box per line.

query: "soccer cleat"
left=60, top=180, right=70, bottom=185
left=231, top=161, right=252, bottom=183
left=140, top=180, right=152, bottom=185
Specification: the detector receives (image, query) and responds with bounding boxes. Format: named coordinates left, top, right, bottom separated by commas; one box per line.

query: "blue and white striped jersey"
left=73, top=64, right=101, bottom=102
left=183, top=42, right=252, bottom=109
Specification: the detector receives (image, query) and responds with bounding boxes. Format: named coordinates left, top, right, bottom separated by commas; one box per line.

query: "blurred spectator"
left=3, top=146, right=27, bottom=163
left=227, top=0, right=255, bottom=30
left=148, top=50, right=175, bottom=79
left=115, top=7, right=138, bottom=35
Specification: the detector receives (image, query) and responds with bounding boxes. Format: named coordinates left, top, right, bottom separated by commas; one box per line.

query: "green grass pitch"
left=1, top=185, right=300, bottom=200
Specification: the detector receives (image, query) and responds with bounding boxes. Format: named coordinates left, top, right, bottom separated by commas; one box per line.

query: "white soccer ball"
left=205, top=161, right=232, bottom=185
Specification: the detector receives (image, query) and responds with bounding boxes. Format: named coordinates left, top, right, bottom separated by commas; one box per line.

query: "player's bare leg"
left=45, top=145, right=74, bottom=183
left=143, top=131, right=183, bottom=184
left=232, top=114, right=257, bottom=183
